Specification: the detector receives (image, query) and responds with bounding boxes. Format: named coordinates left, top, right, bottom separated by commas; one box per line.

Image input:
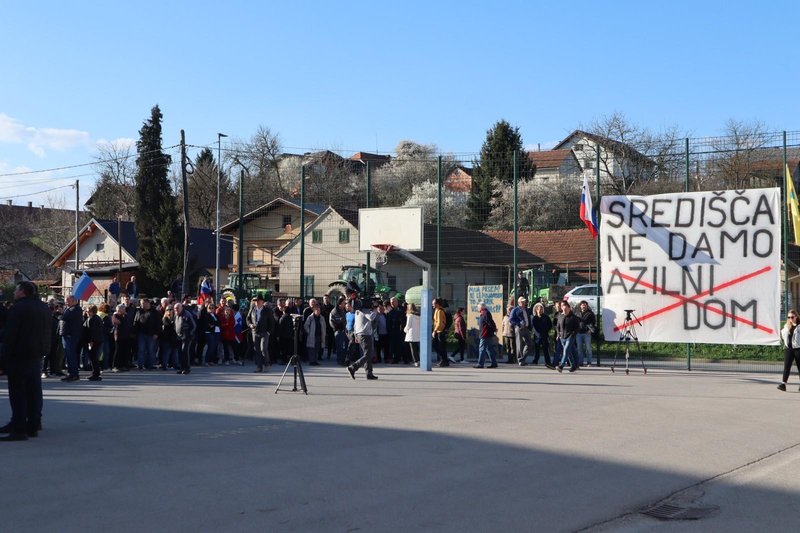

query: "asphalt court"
left=1, top=363, right=798, bottom=532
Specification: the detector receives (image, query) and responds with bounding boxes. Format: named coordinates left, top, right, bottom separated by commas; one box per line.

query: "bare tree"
left=706, top=119, right=774, bottom=190
left=89, top=141, right=137, bottom=220
left=582, top=112, right=684, bottom=194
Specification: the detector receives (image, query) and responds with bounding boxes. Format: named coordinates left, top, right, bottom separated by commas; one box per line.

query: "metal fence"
left=208, top=130, right=800, bottom=373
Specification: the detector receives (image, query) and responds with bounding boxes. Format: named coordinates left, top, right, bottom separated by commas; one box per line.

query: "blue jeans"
left=160, top=341, right=178, bottom=369
left=576, top=333, right=593, bottom=365
left=204, top=332, right=219, bottom=364
left=62, top=335, right=79, bottom=378
left=137, top=335, right=158, bottom=369
left=478, top=337, right=496, bottom=366
left=559, top=336, right=577, bottom=368
left=334, top=330, right=348, bottom=365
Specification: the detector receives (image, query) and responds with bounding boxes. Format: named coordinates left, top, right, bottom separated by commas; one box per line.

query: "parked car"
left=562, top=284, right=603, bottom=313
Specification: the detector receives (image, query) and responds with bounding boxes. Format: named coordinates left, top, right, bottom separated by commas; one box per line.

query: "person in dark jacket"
left=556, top=301, right=581, bottom=372
left=174, top=303, right=196, bottom=375
left=134, top=299, right=160, bottom=370
left=42, top=301, right=64, bottom=377
left=277, top=305, right=296, bottom=364
left=84, top=305, right=104, bottom=381
left=531, top=302, right=554, bottom=368
left=247, top=295, right=275, bottom=372
left=160, top=306, right=179, bottom=370
left=0, top=282, right=52, bottom=440
left=474, top=303, right=498, bottom=369
left=59, top=295, right=84, bottom=381
left=575, top=300, right=596, bottom=366
left=111, top=304, right=132, bottom=372
left=386, top=297, right=407, bottom=364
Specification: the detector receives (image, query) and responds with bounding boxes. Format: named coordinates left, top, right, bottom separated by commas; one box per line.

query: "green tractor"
left=512, top=268, right=568, bottom=307
left=326, top=265, right=399, bottom=302
left=220, top=273, right=272, bottom=308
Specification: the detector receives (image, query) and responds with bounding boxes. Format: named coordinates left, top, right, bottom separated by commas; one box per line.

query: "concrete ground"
left=1, top=361, right=798, bottom=532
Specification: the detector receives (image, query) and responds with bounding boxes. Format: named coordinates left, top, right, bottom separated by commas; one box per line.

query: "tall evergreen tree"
left=134, top=105, right=180, bottom=291
left=467, top=120, right=533, bottom=229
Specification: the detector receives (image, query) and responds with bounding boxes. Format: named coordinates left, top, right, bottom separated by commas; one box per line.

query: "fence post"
left=513, top=150, right=518, bottom=300
left=237, top=169, right=244, bottom=295
left=784, top=131, right=789, bottom=313
left=366, top=161, right=371, bottom=298
left=300, top=164, right=305, bottom=301
left=437, top=156, right=442, bottom=296
left=685, top=137, right=692, bottom=371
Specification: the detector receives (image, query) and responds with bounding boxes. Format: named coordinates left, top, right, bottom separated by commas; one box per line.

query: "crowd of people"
left=2, top=283, right=604, bottom=385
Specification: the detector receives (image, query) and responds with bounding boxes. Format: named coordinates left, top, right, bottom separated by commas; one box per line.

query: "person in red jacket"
left=217, top=305, right=238, bottom=365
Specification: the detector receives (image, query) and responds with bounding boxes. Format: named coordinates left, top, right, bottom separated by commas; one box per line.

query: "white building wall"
left=278, top=211, right=363, bottom=297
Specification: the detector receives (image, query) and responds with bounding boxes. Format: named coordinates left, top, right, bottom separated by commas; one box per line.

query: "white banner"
left=600, top=188, right=781, bottom=345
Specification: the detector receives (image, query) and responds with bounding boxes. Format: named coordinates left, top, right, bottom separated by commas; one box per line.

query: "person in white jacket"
left=346, top=300, right=379, bottom=380
left=404, top=304, right=421, bottom=367
left=778, top=309, right=800, bottom=391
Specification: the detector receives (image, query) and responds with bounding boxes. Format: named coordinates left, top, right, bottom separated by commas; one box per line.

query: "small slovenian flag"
left=580, top=175, right=598, bottom=238
left=73, top=273, right=98, bottom=301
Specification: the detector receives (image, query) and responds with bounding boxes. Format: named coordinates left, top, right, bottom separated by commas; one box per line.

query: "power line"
left=0, top=144, right=180, bottom=178
left=0, top=184, right=75, bottom=199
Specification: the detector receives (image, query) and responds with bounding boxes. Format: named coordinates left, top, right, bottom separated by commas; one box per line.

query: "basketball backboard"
left=358, top=206, right=424, bottom=252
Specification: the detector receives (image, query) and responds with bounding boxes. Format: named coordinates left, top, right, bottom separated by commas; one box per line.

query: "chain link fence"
left=216, top=130, right=800, bottom=372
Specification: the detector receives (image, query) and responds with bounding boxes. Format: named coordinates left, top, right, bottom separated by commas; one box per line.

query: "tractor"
left=326, top=265, right=399, bottom=302
left=220, top=273, right=272, bottom=308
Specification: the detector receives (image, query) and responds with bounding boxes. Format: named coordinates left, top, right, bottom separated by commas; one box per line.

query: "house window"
left=303, top=275, right=315, bottom=298
left=95, top=243, right=105, bottom=252
left=585, top=159, right=594, bottom=170
left=282, top=215, right=292, bottom=228
left=574, top=143, right=584, bottom=151
left=339, top=229, right=350, bottom=243
left=312, top=229, right=322, bottom=243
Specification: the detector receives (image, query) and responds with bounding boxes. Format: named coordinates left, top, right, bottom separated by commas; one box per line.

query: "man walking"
left=556, top=301, right=581, bottom=372
left=347, top=301, right=379, bottom=380
left=247, top=295, right=274, bottom=372
left=0, top=282, right=52, bottom=440
left=510, top=297, right=534, bottom=366
left=432, top=298, right=448, bottom=367
left=474, top=303, right=498, bottom=369
left=59, top=295, right=83, bottom=382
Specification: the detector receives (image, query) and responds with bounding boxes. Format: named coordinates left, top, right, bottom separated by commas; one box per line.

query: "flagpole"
left=595, top=145, right=601, bottom=366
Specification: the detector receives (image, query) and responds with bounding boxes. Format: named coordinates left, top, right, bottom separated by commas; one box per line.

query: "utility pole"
left=180, top=130, right=191, bottom=298
left=74, top=179, right=79, bottom=293
left=237, top=168, right=245, bottom=295
left=118, top=216, right=122, bottom=274
left=216, top=132, right=227, bottom=294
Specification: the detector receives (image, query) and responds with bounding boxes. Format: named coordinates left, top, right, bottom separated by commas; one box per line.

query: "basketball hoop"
left=371, top=244, right=395, bottom=267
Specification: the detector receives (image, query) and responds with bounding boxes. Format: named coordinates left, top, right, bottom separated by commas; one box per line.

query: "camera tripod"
left=275, top=316, right=308, bottom=394
left=611, top=309, right=647, bottom=375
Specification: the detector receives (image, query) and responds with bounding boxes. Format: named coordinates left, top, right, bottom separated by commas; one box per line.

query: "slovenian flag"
left=580, top=175, right=598, bottom=238
left=73, top=273, right=98, bottom=301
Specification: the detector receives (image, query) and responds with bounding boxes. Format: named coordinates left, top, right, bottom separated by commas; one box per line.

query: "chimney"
left=5, top=200, right=10, bottom=206
left=27, top=201, right=32, bottom=208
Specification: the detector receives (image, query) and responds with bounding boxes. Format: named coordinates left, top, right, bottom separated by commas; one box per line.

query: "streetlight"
left=216, top=132, right=228, bottom=297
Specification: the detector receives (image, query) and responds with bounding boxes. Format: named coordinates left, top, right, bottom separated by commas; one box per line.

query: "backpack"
left=444, top=310, right=453, bottom=332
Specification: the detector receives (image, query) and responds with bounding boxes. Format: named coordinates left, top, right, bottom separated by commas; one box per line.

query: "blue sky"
left=1, top=0, right=798, bottom=206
